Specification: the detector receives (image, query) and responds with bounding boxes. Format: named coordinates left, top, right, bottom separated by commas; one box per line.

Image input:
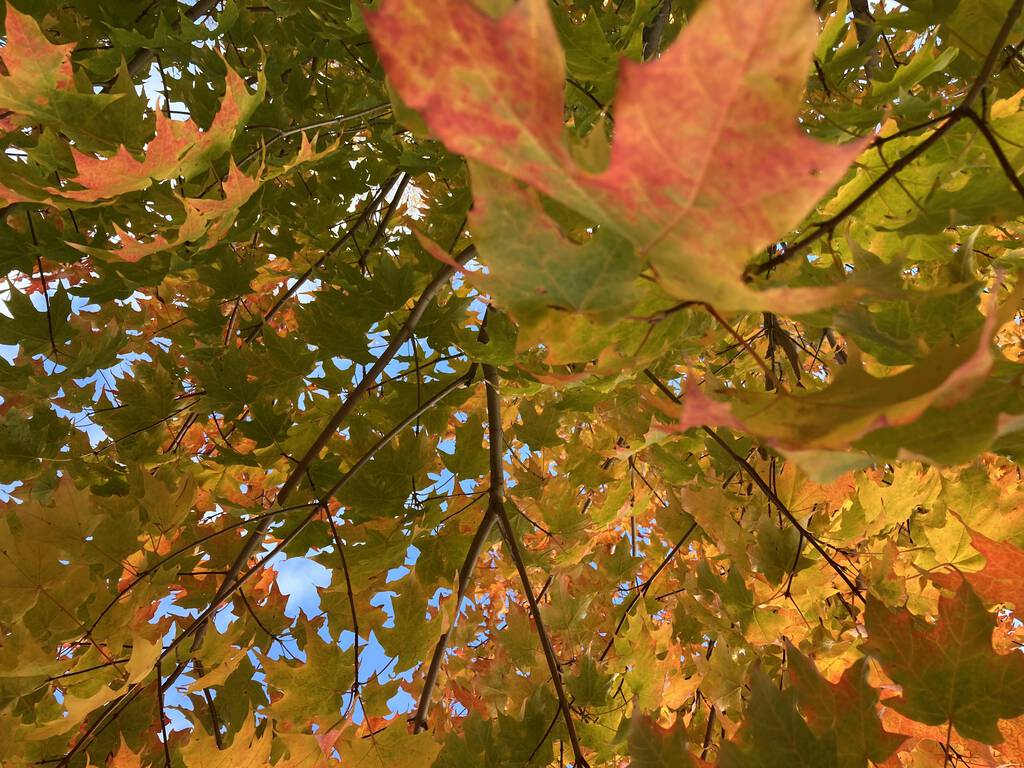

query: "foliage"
left=0, top=0, right=1023, bottom=766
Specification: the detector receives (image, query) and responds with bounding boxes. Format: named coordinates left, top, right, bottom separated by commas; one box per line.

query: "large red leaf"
left=365, top=0, right=865, bottom=312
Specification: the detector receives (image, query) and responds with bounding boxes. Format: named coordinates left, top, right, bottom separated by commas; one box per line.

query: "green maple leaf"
left=865, top=580, right=1024, bottom=744
left=263, top=634, right=354, bottom=727
left=182, top=712, right=272, bottom=768
left=627, top=712, right=696, bottom=768
left=786, top=643, right=906, bottom=768
left=719, top=670, right=837, bottom=768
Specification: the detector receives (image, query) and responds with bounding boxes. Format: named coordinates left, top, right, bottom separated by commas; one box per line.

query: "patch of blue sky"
left=0, top=480, right=23, bottom=502
left=274, top=555, right=331, bottom=620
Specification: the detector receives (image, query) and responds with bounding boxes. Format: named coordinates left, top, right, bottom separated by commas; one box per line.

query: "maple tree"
left=2, top=0, right=1024, bottom=765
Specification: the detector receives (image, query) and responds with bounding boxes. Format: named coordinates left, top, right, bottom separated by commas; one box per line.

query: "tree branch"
left=482, top=362, right=590, bottom=768
left=960, top=107, right=1024, bottom=203
left=642, top=0, right=673, bottom=61
left=193, top=658, right=225, bottom=749
left=412, top=502, right=497, bottom=732
left=359, top=172, right=411, bottom=272
left=326, top=511, right=362, bottom=707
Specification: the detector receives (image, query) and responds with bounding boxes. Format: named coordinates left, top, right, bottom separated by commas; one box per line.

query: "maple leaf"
left=263, top=634, right=354, bottom=727
left=0, top=7, right=117, bottom=129
left=933, top=520, right=1024, bottom=612
left=365, top=0, right=866, bottom=313
left=0, top=64, right=264, bottom=208
left=785, top=642, right=906, bottom=768
left=865, top=580, right=1024, bottom=744
left=101, top=739, right=146, bottom=768
left=181, top=711, right=272, bottom=768
left=627, top=713, right=701, bottom=768
left=335, top=722, right=442, bottom=768
left=67, top=69, right=263, bottom=197
left=719, top=670, right=838, bottom=767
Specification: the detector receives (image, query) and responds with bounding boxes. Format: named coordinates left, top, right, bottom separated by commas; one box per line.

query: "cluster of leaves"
left=1, top=0, right=1024, bottom=766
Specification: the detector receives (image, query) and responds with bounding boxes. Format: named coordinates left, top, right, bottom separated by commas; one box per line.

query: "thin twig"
left=753, top=0, right=1024, bottom=275
left=704, top=305, right=780, bottom=390
left=193, top=659, right=225, bottom=749
left=25, top=212, right=58, bottom=359
left=243, top=169, right=403, bottom=342
left=156, top=661, right=172, bottom=768
left=598, top=521, right=698, bottom=660
left=960, top=107, right=1024, bottom=202
left=412, top=502, right=496, bottom=732
left=642, top=370, right=863, bottom=602
left=359, top=172, right=411, bottom=272
left=326, top=512, right=362, bottom=705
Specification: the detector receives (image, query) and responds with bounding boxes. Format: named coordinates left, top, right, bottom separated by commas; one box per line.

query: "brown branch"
left=156, top=661, right=172, bottom=768
left=265, top=244, right=477, bottom=518
left=850, top=0, right=880, bottom=76
left=236, top=588, right=291, bottom=653
left=704, top=305, right=780, bottom=390
left=960, top=107, right=1024, bottom=203
left=528, top=709, right=563, bottom=764
left=46, top=658, right=130, bottom=683
left=961, top=1, right=1024, bottom=110
left=22, top=212, right=59, bottom=360
left=642, top=0, right=673, bottom=61
left=699, top=641, right=719, bottom=761
left=359, top=172, right=411, bottom=272
left=193, top=659, right=225, bottom=749
left=412, top=503, right=497, bottom=732
left=163, top=411, right=199, bottom=454
left=482, top=362, right=590, bottom=768
left=364, top=351, right=466, bottom=394
left=325, top=511, right=362, bottom=706
left=414, top=313, right=497, bottom=732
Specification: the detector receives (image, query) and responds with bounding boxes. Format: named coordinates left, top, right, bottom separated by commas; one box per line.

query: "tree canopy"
left=2, top=0, right=1024, bottom=766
